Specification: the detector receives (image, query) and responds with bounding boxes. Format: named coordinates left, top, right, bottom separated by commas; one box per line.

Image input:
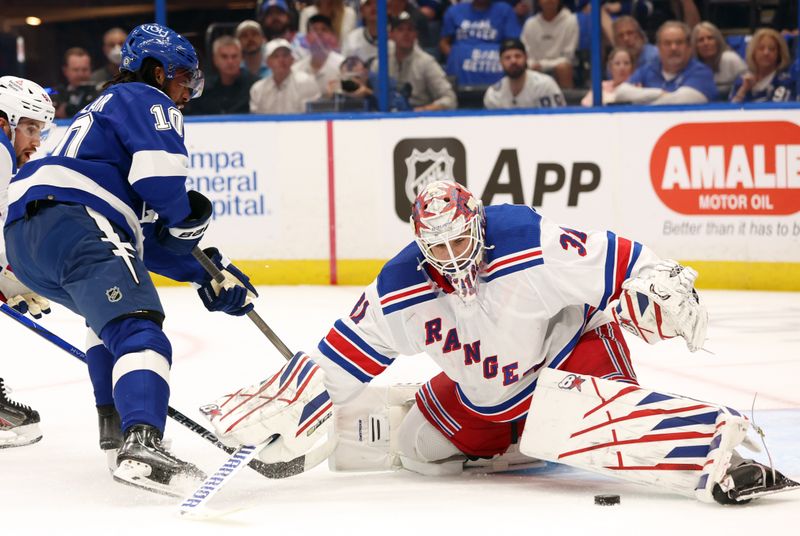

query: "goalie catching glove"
left=610, top=260, right=707, bottom=352
left=195, top=247, right=258, bottom=316
left=0, top=264, right=50, bottom=319
left=201, top=352, right=334, bottom=464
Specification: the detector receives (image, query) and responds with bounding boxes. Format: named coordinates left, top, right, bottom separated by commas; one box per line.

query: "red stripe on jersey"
left=485, top=249, right=542, bottom=275
left=606, top=463, right=704, bottom=471
left=612, top=237, right=633, bottom=301
left=325, top=328, right=386, bottom=377
left=380, top=283, right=432, bottom=306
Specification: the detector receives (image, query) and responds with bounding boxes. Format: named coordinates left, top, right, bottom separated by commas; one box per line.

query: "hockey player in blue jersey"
left=3, top=23, right=257, bottom=496
left=0, top=75, right=55, bottom=449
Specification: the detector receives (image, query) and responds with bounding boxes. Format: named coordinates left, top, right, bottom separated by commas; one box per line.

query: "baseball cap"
left=259, top=0, right=289, bottom=15
left=236, top=20, right=263, bottom=37
left=499, top=38, right=526, bottom=56
left=390, top=11, right=415, bottom=30
left=265, top=38, right=292, bottom=57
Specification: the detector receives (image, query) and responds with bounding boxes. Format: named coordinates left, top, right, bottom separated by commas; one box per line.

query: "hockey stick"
left=179, top=441, right=272, bottom=518
left=192, top=247, right=292, bottom=359
left=0, top=302, right=307, bottom=479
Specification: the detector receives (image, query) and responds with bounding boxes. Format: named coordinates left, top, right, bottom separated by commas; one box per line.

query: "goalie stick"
left=0, top=302, right=312, bottom=480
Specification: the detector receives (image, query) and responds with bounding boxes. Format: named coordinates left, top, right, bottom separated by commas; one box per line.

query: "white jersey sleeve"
left=536, top=214, right=664, bottom=314
left=310, top=280, right=403, bottom=405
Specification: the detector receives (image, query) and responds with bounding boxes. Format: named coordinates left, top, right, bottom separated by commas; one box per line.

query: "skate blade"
left=733, top=479, right=800, bottom=502
left=0, top=423, right=43, bottom=449
left=113, top=459, right=205, bottom=498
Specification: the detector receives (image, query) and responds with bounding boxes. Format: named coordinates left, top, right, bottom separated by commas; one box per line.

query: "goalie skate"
left=0, top=378, right=42, bottom=449
left=113, top=424, right=206, bottom=497
left=713, top=459, right=800, bottom=504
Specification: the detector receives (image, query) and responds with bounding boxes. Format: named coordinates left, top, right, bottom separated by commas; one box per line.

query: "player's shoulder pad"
left=484, top=204, right=543, bottom=265
left=491, top=80, right=503, bottom=91
left=376, top=241, right=429, bottom=299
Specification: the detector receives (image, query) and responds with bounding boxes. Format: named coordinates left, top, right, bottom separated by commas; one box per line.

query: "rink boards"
left=39, top=107, right=800, bottom=289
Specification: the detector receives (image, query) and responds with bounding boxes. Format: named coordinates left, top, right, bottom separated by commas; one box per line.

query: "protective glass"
left=16, top=121, right=49, bottom=142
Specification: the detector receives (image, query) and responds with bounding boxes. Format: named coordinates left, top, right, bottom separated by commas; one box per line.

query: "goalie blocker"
left=519, top=368, right=799, bottom=504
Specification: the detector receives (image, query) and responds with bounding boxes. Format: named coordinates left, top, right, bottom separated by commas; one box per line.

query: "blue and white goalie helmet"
left=411, top=181, right=486, bottom=303
left=121, top=23, right=204, bottom=98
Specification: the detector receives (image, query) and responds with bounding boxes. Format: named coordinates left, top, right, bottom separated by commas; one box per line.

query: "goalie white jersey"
left=313, top=204, right=662, bottom=422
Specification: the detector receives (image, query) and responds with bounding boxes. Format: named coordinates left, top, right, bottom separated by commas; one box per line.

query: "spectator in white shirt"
left=520, top=0, right=578, bottom=88
left=484, top=38, right=566, bottom=109
left=299, top=0, right=357, bottom=46
left=293, top=15, right=345, bottom=96
left=343, top=0, right=385, bottom=65
left=250, top=38, right=321, bottom=113
left=691, top=21, right=747, bottom=87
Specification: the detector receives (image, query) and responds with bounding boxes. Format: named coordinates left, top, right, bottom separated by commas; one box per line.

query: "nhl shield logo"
left=393, top=138, right=467, bottom=221
left=403, top=148, right=456, bottom=207
left=106, top=287, right=122, bottom=303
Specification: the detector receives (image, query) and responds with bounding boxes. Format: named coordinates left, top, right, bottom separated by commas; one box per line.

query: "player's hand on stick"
left=196, top=247, right=258, bottom=316
left=200, top=352, right=334, bottom=464
left=155, top=190, right=212, bottom=255
left=612, top=260, right=708, bottom=352
left=0, top=265, right=51, bottom=319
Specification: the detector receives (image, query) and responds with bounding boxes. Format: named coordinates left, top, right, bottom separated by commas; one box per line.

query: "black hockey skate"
left=712, top=459, right=800, bottom=505
left=97, top=404, right=122, bottom=450
left=0, top=378, right=42, bottom=449
left=113, top=424, right=206, bottom=497
left=97, top=405, right=123, bottom=471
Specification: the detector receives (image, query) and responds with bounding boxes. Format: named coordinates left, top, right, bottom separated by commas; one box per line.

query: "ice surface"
left=2, top=287, right=798, bottom=534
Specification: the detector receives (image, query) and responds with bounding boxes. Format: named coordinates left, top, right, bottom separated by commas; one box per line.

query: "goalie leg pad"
left=328, top=383, right=421, bottom=472
left=520, top=368, right=753, bottom=502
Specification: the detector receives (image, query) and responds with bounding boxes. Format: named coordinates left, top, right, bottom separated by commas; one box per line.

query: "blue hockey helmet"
left=121, top=23, right=204, bottom=98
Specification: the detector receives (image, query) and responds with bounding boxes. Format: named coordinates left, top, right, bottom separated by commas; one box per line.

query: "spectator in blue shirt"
left=613, top=20, right=717, bottom=104
left=730, top=28, right=796, bottom=103
left=612, top=16, right=658, bottom=69
left=440, top=0, right=522, bottom=86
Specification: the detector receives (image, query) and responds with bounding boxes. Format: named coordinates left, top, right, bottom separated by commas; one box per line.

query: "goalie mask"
left=411, top=181, right=486, bottom=303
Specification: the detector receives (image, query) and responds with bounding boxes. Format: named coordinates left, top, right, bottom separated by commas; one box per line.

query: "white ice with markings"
left=2, top=287, right=799, bottom=534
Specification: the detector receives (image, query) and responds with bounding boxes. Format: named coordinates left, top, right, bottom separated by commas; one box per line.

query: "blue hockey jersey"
left=4, top=82, right=205, bottom=283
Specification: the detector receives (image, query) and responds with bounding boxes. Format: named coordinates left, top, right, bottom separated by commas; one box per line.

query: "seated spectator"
left=521, top=0, right=578, bottom=88
left=299, top=0, right=357, bottom=45
left=440, top=0, right=521, bottom=86
left=90, top=27, right=126, bottom=86
left=388, top=0, right=434, bottom=52
left=250, top=38, right=321, bottom=113
left=613, top=20, right=716, bottom=104
left=184, top=36, right=256, bottom=115
left=612, top=15, right=658, bottom=69
left=258, top=0, right=307, bottom=59
left=581, top=46, right=633, bottom=106
left=692, top=21, right=747, bottom=87
left=332, top=55, right=411, bottom=111
left=484, top=38, right=566, bottom=108
left=53, top=47, right=98, bottom=118
left=388, top=12, right=456, bottom=111
left=294, top=15, right=345, bottom=96
left=238, top=20, right=270, bottom=79
left=342, top=0, right=383, bottom=64
left=730, top=28, right=796, bottom=103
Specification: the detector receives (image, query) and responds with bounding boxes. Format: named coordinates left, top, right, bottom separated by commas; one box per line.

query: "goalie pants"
left=415, top=322, right=635, bottom=458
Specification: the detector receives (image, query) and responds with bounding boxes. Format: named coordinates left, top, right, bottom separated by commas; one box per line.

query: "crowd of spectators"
left=50, top=0, right=800, bottom=117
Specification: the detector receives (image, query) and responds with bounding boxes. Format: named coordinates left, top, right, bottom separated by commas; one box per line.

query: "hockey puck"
left=594, top=494, right=621, bottom=506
